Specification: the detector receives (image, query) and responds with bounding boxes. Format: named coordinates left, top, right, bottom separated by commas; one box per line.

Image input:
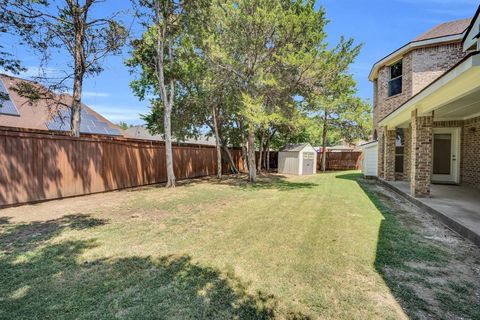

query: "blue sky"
left=3, top=0, right=479, bottom=125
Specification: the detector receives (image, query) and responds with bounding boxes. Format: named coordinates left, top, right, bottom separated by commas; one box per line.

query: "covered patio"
left=383, top=180, right=480, bottom=246
left=378, top=52, right=480, bottom=197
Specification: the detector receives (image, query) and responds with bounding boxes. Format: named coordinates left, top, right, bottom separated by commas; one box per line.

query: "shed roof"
left=279, top=143, right=312, bottom=152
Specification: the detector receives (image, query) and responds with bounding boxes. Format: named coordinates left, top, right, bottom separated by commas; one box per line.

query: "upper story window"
left=388, top=60, right=403, bottom=97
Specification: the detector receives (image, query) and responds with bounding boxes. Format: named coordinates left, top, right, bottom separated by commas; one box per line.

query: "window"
left=388, top=60, right=403, bottom=97
left=395, top=128, right=405, bottom=173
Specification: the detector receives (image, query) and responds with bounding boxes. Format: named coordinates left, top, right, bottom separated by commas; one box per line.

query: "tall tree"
left=128, top=0, right=209, bottom=187
left=204, top=0, right=328, bottom=182
left=2, top=0, right=127, bottom=136
left=303, top=38, right=366, bottom=171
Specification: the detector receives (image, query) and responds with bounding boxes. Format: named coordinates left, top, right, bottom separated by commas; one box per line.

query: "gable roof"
left=369, top=17, right=472, bottom=81
left=0, top=74, right=122, bottom=136
left=414, top=18, right=472, bottom=42
left=280, top=143, right=312, bottom=152
left=462, top=5, right=480, bottom=50
left=463, top=5, right=480, bottom=41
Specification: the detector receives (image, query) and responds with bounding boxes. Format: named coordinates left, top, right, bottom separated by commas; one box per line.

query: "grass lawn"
left=1, top=172, right=479, bottom=319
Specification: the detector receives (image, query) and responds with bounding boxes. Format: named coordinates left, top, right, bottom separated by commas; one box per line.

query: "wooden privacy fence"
left=317, top=151, right=362, bottom=171
left=0, top=128, right=246, bottom=207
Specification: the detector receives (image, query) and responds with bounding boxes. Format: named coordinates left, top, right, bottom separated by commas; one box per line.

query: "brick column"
left=403, top=126, right=411, bottom=182
left=377, top=127, right=385, bottom=178
left=410, top=110, right=433, bottom=197
left=384, top=127, right=396, bottom=181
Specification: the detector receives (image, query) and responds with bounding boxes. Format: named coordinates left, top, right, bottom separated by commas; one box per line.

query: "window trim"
left=388, top=59, right=403, bottom=97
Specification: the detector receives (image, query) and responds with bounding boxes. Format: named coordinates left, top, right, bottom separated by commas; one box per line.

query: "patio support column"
left=377, top=127, right=385, bottom=178
left=383, top=127, right=396, bottom=181
left=410, top=110, right=433, bottom=197
left=403, top=126, right=412, bottom=181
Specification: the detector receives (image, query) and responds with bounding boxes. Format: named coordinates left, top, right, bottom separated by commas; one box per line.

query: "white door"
left=431, top=128, right=460, bottom=184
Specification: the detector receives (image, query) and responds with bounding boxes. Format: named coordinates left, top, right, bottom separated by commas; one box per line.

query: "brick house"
left=369, top=6, right=480, bottom=198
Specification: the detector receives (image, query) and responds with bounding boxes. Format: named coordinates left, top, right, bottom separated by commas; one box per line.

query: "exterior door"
left=302, top=152, right=315, bottom=175
left=431, top=128, right=460, bottom=184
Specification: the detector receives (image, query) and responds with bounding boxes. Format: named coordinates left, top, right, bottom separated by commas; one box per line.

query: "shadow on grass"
left=336, top=173, right=480, bottom=319
left=216, top=174, right=318, bottom=192
left=0, top=215, right=310, bottom=319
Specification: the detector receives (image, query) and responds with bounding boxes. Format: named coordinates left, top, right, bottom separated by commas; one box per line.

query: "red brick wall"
left=411, top=43, right=466, bottom=95
left=410, top=111, right=433, bottom=197
left=374, top=53, right=413, bottom=130
left=462, top=117, right=480, bottom=189
left=373, top=42, right=467, bottom=135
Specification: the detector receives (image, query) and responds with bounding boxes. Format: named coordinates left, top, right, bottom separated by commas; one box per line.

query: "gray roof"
left=413, top=18, right=471, bottom=42
left=124, top=125, right=217, bottom=146
left=279, top=143, right=311, bottom=152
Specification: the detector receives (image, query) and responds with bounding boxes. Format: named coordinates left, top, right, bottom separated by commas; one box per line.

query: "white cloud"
left=82, top=91, right=110, bottom=98
left=88, top=104, right=149, bottom=124
left=3, top=66, right=66, bottom=79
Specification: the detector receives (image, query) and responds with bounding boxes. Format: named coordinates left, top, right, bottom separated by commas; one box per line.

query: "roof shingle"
left=413, top=18, right=472, bottom=42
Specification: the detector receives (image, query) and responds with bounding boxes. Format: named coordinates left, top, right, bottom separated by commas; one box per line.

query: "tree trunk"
left=266, top=135, right=271, bottom=172
left=164, top=104, right=176, bottom=187
left=222, top=144, right=239, bottom=174
left=212, top=105, right=222, bottom=179
left=321, top=114, right=328, bottom=172
left=70, top=72, right=83, bottom=137
left=239, top=120, right=249, bottom=173
left=70, top=5, right=85, bottom=137
left=257, top=130, right=264, bottom=172
left=154, top=1, right=176, bottom=188
left=247, top=128, right=256, bottom=182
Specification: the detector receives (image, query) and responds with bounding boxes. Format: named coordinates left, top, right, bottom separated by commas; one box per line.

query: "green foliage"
left=129, top=0, right=370, bottom=169
left=117, top=121, right=131, bottom=130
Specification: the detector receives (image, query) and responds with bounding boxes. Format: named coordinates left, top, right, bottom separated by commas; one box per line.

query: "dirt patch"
left=361, top=179, right=480, bottom=319
left=0, top=189, right=138, bottom=223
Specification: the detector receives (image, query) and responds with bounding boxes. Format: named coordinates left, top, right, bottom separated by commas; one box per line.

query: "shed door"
left=302, top=152, right=315, bottom=175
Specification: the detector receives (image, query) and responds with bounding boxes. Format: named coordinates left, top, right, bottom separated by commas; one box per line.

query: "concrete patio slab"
left=380, top=180, right=480, bottom=247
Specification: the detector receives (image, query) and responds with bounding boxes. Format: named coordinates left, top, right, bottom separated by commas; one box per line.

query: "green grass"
left=1, top=172, right=479, bottom=319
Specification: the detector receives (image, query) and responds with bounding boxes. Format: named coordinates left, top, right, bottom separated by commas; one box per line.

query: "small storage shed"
left=361, top=141, right=378, bottom=178
left=278, top=143, right=317, bottom=175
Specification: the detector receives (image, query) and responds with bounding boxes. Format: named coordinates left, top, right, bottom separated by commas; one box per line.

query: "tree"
left=128, top=0, right=209, bottom=187
left=204, top=0, right=329, bottom=182
left=303, top=38, right=368, bottom=171
left=118, top=121, right=131, bottom=130
left=3, top=0, right=127, bottom=137
left=0, top=1, right=28, bottom=77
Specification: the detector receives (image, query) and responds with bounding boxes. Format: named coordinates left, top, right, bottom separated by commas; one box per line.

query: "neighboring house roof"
left=280, top=143, right=312, bottom=152
left=328, top=145, right=355, bottom=150
left=0, top=74, right=122, bottom=136
left=124, top=125, right=217, bottom=146
left=369, top=17, right=472, bottom=81
left=124, top=126, right=163, bottom=141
